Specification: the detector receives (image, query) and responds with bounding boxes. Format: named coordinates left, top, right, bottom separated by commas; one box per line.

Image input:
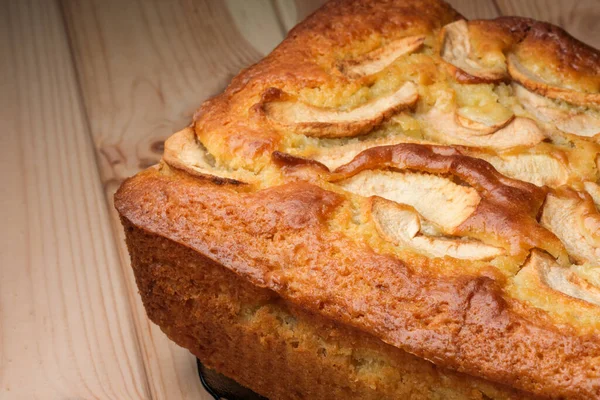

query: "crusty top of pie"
left=116, top=0, right=600, bottom=398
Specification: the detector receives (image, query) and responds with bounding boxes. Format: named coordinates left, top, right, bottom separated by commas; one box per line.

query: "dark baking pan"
left=197, top=359, right=268, bottom=400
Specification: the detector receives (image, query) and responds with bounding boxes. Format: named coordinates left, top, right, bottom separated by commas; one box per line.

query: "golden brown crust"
left=123, top=219, right=538, bottom=399
left=116, top=0, right=600, bottom=398
left=462, top=17, right=600, bottom=100
left=507, top=18, right=600, bottom=102
left=116, top=167, right=600, bottom=399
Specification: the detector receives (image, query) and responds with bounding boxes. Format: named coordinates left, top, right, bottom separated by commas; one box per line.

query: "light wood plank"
left=445, top=0, right=500, bottom=19
left=292, top=0, right=329, bottom=22
left=495, top=0, right=600, bottom=48
left=61, top=0, right=271, bottom=193
left=273, top=0, right=327, bottom=32
left=60, top=0, right=288, bottom=398
left=0, top=0, right=150, bottom=399
left=226, top=0, right=286, bottom=54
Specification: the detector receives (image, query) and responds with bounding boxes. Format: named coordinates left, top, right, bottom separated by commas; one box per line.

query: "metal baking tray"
left=197, top=359, right=268, bottom=400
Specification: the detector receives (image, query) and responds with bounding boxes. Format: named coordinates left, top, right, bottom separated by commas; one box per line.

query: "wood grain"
left=226, top=0, right=286, bottom=54
left=273, top=0, right=327, bottom=32
left=495, top=0, right=600, bottom=48
left=60, top=0, right=267, bottom=190
left=60, top=0, right=294, bottom=398
left=446, top=0, right=500, bottom=19
left=0, top=0, right=149, bottom=398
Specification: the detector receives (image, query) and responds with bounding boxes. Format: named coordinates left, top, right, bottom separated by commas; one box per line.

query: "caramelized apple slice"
left=338, top=35, right=426, bottom=78
left=585, top=181, right=600, bottom=207
left=163, top=128, right=250, bottom=184
left=508, top=54, right=600, bottom=108
left=339, top=169, right=480, bottom=232
left=541, top=188, right=600, bottom=265
left=311, top=138, right=405, bottom=171
left=515, top=251, right=600, bottom=307
left=308, top=134, right=438, bottom=171
left=422, top=103, right=545, bottom=150
left=480, top=152, right=570, bottom=188
left=440, top=20, right=506, bottom=83
left=371, top=197, right=503, bottom=260
left=514, top=84, right=600, bottom=138
left=260, top=82, right=418, bottom=138
left=455, top=104, right=515, bottom=133
left=455, top=113, right=512, bottom=134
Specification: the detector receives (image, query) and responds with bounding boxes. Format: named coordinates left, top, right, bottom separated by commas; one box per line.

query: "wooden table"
left=2, top=0, right=598, bottom=398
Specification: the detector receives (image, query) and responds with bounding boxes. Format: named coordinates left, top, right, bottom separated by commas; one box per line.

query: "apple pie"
left=115, top=0, right=600, bottom=398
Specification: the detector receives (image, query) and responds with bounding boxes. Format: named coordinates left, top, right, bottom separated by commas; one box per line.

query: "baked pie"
left=116, top=0, right=600, bottom=398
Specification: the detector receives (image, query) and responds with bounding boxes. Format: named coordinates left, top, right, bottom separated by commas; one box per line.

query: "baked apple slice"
left=370, top=197, right=503, bottom=260
left=541, top=188, right=600, bottom=265
left=508, top=54, right=600, bottom=108
left=479, top=151, right=570, bottom=188
left=338, top=35, right=426, bottom=78
left=163, top=128, right=251, bottom=184
left=422, top=102, right=545, bottom=150
left=513, top=251, right=600, bottom=324
left=440, top=20, right=507, bottom=83
left=260, top=82, right=418, bottom=138
left=341, top=169, right=480, bottom=232
left=514, top=84, right=600, bottom=138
